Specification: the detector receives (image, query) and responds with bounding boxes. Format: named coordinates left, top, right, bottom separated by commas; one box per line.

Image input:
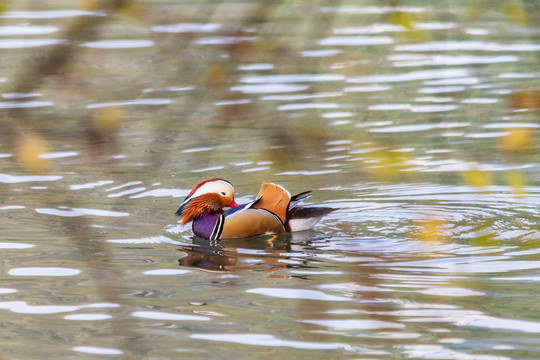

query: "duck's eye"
left=220, top=192, right=227, bottom=196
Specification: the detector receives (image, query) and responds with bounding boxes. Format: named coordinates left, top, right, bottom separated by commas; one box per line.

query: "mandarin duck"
left=175, top=179, right=334, bottom=240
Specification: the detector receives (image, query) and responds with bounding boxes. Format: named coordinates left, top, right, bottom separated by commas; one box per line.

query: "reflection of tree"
left=2, top=0, right=133, bottom=170
left=1, top=0, right=540, bottom=355
left=13, top=0, right=129, bottom=94
left=1, top=1, right=144, bottom=356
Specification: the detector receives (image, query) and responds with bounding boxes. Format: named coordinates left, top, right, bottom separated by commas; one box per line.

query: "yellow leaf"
left=463, top=168, right=492, bottom=188
left=503, top=2, right=527, bottom=26
left=390, top=11, right=415, bottom=30
left=389, top=11, right=429, bottom=42
left=79, top=0, right=99, bottom=11
left=509, top=90, right=540, bottom=110
left=14, top=134, right=51, bottom=173
left=0, top=0, right=11, bottom=14
left=506, top=169, right=526, bottom=196
left=204, top=65, right=227, bottom=86
left=118, top=2, right=147, bottom=18
left=473, top=232, right=497, bottom=247
left=92, top=106, right=125, bottom=135
left=415, top=218, right=448, bottom=243
left=471, top=218, right=498, bottom=247
left=466, top=2, right=488, bottom=22
left=365, top=148, right=416, bottom=182
left=500, top=128, right=534, bottom=152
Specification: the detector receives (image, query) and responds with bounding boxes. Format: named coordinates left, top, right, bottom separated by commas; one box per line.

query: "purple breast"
left=192, top=214, right=219, bottom=239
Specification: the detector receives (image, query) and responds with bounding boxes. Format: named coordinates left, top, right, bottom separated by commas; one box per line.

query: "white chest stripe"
left=210, top=214, right=224, bottom=240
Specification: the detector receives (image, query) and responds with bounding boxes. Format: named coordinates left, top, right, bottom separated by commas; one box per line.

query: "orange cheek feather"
left=180, top=193, right=223, bottom=226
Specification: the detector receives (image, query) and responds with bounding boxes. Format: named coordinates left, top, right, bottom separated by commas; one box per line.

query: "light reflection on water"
left=1, top=0, right=540, bottom=358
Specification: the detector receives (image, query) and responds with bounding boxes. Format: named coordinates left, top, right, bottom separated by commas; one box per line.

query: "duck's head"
left=176, top=178, right=238, bottom=225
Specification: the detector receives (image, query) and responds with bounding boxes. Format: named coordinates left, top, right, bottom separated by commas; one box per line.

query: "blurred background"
left=1, top=0, right=540, bottom=358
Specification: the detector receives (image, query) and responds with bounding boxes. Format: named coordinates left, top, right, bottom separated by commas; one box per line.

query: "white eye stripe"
left=189, top=180, right=234, bottom=199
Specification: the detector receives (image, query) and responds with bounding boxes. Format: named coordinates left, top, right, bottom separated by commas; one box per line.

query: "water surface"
left=1, top=1, right=540, bottom=359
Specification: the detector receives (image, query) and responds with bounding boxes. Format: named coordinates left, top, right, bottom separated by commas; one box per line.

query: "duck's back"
left=217, top=183, right=290, bottom=239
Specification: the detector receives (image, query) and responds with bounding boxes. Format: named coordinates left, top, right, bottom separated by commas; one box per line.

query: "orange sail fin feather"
left=253, top=183, right=290, bottom=224
left=176, top=179, right=334, bottom=239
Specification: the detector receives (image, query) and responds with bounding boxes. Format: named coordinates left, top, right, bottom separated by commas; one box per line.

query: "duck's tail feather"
left=288, top=191, right=312, bottom=210
left=286, top=206, right=335, bottom=232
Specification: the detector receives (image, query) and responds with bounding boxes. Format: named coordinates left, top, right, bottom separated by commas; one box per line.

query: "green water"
left=1, top=1, right=540, bottom=359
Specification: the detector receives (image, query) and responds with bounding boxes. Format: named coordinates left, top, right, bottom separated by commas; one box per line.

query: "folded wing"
left=220, top=208, right=286, bottom=239
left=218, top=183, right=291, bottom=239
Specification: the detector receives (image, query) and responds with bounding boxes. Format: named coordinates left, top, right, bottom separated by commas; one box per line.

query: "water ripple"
left=8, top=267, right=81, bottom=276
left=0, top=173, right=62, bottom=183
left=152, top=23, right=221, bottom=33
left=403, top=344, right=508, bottom=360
left=0, top=100, right=53, bottom=108
left=143, top=269, right=192, bottom=275
left=0, top=25, right=58, bottom=36
left=369, top=122, right=467, bottom=132
left=418, top=86, right=466, bottom=94
left=319, top=35, right=394, bottom=46
left=463, top=316, right=540, bottom=333
left=344, top=84, right=392, bottom=92
left=64, top=314, right=112, bottom=321
left=1, top=10, right=97, bottom=19
left=108, top=187, right=146, bottom=198
left=73, top=346, right=123, bottom=355
left=334, top=22, right=456, bottom=34
left=39, top=151, right=78, bottom=159
left=81, top=40, right=154, bottom=49
left=483, top=122, right=539, bottom=129
left=424, top=77, right=480, bottom=85
left=132, top=311, right=210, bottom=321
left=0, top=39, right=65, bottom=48
left=195, top=36, right=256, bottom=45
left=370, top=258, right=540, bottom=274
left=0, top=242, right=34, bottom=249
left=238, top=63, right=274, bottom=71
left=107, top=236, right=185, bottom=246
left=348, top=68, right=470, bottom=83
left=277, top=103, right=340, bottom=111
left=246, top=288, right=351, bottom=301
left=241, top=74, right=345, bottom=83
left=70, top=180, right=114, bottom=190
left=391, top=54, right=518, bottom=67
left=302, top=319, right=404, bottom=330
left=231, top=84, right=309, bottom=93
left=190, top=333, right=344, bottom=350
left=300, top=49, right=342, bottom=57
left=418, top=287, right=485, bottom=297
left=36, top=208, right=129, bottom=217
left=129, top=188, right=188, bottom=198
left=0, top=301, right=79, bottom=314
left=262, top=92, right=341, bottom=101
left=396, top=40, right=540, bottom=52
left=0, top=288, right=17, bottom=294
left=86, top=98, right=170, bottom=108
left=320, top=6, right=425, bottom=14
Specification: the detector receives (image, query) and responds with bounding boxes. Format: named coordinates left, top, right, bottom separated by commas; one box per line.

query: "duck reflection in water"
left=178, top=231, right=320, bottom=274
